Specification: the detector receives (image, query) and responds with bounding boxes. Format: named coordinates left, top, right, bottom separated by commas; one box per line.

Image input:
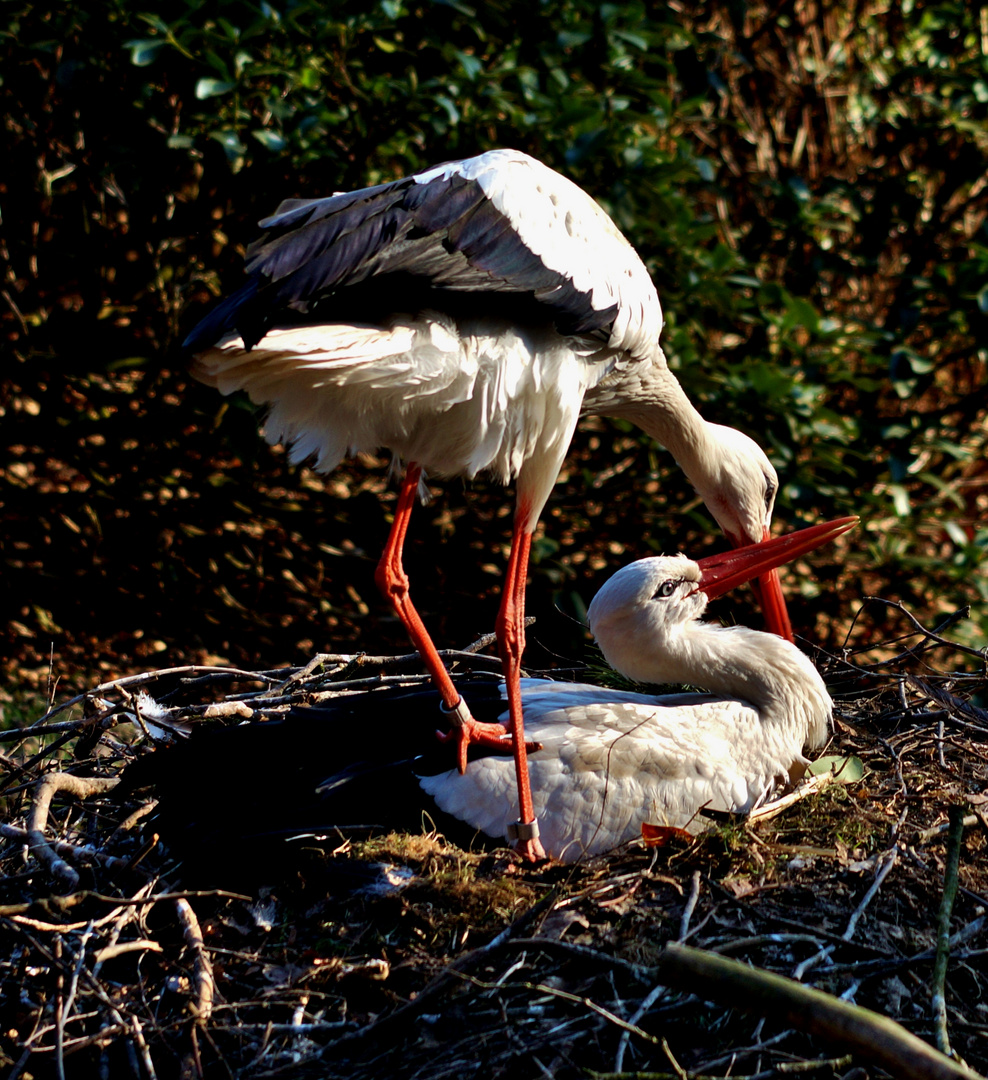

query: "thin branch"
left=858, top=599, right=986, bottom=664
left=175, top=898, right=216, bottom=1024
left=678, top=871, right=702, bottom=942
left=933, top=805, right=966, bottom=1057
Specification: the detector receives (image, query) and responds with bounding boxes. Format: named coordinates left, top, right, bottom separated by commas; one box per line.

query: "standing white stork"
left=120, top=517, right=855, bottom=869
left=185, top=149, right=792, bottom=860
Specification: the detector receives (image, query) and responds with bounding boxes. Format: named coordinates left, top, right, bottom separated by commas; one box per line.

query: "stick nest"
left=1, top=605, right=987, bottom=1079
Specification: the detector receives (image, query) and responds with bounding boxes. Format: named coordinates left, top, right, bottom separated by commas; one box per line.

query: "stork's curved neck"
left=591, top=349, right=715, bottom=479
left=657, top=622, right=832, bottom=750
left=589, top=346, right=779, bottom=552
left=594, top=589, right=831, bottom=753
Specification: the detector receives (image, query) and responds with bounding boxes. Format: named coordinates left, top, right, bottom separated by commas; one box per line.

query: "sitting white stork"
left=120, top=517, right=855, bottom=869
left=185, top=149, right=796, bottom=859
left=412, top=516, right=851, bottom=859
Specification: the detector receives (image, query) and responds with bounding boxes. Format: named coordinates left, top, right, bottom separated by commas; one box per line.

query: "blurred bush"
left=2, top=0, right=986, bottom=688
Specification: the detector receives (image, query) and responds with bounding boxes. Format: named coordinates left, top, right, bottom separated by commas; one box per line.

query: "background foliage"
left=2, top=0, right=986, bottom=692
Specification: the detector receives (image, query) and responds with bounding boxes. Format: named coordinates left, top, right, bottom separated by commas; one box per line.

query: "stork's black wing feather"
left=183, top=153, right=635, bottom=354
left=116, top=679, right=514, bottom=888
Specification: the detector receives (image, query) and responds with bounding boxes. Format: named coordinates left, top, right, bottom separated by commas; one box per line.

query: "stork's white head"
left=586, top=515, right=855, bottom=703
left=687, top=424, right=778, bottom=548
left=587, top=555, right=710, bottom=687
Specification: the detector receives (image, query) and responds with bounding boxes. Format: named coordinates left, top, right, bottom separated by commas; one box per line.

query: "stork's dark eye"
left=653, top=580, right=677, bottom=599
left=764, top=478, right=777, bottom=511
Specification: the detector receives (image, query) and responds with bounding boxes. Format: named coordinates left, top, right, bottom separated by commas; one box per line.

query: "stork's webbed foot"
left=436, top=698, right=541, bottom=774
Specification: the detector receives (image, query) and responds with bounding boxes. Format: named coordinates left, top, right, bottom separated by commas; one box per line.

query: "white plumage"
left=204, top=318, right=598, bottom=515
left=420, top=552, right=834, bottom=862
left=185, top=149, right=794, bottom=858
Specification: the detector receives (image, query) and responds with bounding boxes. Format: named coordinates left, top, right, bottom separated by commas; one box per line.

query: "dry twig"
left=175, top=897, right=216, bottom=1024
left=26, top=774, right=121, bottom=889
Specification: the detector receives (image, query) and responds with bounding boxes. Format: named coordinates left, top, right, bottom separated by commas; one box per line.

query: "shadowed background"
left=3, top=0, right=986, bottom=695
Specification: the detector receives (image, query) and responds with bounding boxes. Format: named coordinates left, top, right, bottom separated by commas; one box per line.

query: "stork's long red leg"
left=495, top=523, right=546, bottom=861
left=375, top=463, right=509, bottom=759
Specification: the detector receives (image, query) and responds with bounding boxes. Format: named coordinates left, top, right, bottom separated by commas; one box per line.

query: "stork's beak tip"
left=697, top=516, right=857, bottom=637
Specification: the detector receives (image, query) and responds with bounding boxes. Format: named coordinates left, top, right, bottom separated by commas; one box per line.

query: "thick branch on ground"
left=654, top=942, right=984, bottom=1080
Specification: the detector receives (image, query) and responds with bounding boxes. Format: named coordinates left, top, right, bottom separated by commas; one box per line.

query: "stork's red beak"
left=751, top=539, right=793, bottom=643
left=695, top=517, right=857, bottom=637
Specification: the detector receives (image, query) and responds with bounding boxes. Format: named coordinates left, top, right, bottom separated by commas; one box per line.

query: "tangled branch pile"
left=1, top=605, right=987, bottom=1078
